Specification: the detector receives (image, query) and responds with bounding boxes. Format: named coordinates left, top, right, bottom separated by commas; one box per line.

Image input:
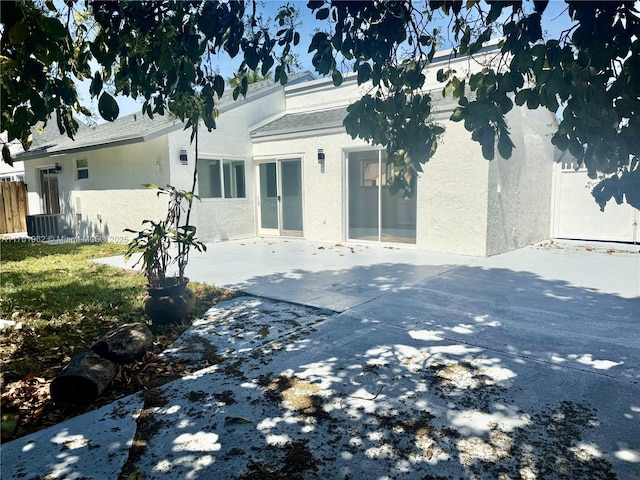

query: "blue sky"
left=80, top=0, right=576, bottom=122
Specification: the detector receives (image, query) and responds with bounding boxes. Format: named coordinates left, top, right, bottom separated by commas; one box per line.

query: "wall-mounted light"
left=317, top=149, right=325, bottom=173
left=179, top=150, right=188, bottom=165
left=54, top=163, right=62, bottom=173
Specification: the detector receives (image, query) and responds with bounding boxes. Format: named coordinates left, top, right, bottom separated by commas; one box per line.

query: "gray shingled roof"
left=18, top=72, right=314, bottom=159
left=20, top=112, right=179, bottom=159
left=251, top=107, right=348, bottom=139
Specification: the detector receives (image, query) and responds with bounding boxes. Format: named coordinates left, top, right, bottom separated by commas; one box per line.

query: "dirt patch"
left=213, top=389, right=236, bottom=405
left=118, top=389, right=169, bottom=479
left=237, top=440, right=319, bottom=480
left=265, top=375, right=328, bottom=422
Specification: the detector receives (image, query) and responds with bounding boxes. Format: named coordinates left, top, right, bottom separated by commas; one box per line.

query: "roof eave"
left=252, top=125, right=346, bottom=142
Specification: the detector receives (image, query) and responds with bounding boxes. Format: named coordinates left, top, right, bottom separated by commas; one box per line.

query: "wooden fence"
left=0, top=181, right=29, bottom=234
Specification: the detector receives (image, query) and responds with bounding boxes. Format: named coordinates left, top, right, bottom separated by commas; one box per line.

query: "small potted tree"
left=124, top=184, right=206, bottom=325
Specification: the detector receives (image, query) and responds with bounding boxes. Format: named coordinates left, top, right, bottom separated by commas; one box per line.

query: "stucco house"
left=18, top=46, right=560, bottom=256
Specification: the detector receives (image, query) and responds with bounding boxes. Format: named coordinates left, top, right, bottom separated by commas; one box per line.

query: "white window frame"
left=76, top=159, right=89, bottom=180
left=198, top=158, right=246, bottom=199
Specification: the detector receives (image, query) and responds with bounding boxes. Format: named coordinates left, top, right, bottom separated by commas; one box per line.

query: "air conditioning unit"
left=26, top=214, right=62, bottom=238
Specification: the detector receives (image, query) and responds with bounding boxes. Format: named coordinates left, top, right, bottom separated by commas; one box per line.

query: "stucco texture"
left=25, top=137, right=170, bottom=240
left=486, top=107, right=555, bottom=256
left=417, top=120, right=490, bottom=257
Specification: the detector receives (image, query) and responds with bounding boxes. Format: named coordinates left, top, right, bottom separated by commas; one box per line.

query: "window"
left=77, top=159, right=88, bottom=180
left=198, top=159, right=246, bottom=198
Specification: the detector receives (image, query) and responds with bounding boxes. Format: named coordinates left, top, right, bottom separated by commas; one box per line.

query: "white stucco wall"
left=417, top=119, right=490, bottom=256
left=24, top=136, right=170, bottom=241
left=551, top=162, right=639, bottom=242
left=253, top=122, right=496, bottom=255
left=285, top=75, right=363, bottom=113
left=166, top=88, right=289, bottom=243
left=265, top=47, right=503, bottom=255
left=253, top=132, right=368, bottom=243
left=485, top=107, right=555, bottom=256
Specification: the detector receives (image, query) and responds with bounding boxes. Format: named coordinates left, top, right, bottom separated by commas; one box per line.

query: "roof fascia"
left=252, top=125, right=346, bottom=142
left=220, top=72, right=316, bottom=114
left=18, top=136, right=149, bottom=160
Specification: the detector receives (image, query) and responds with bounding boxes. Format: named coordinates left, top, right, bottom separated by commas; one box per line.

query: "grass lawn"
left=0, top=240, right=235, bottom=442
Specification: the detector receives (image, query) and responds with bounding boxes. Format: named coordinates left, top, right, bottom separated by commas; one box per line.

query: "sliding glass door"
left=347, top=150, right=416, bottom=244
left=257, top=158, right=303, bottom=236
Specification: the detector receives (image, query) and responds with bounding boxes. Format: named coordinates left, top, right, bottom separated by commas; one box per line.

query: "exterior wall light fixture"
left=179, top=150, right=188, bottom=165
left=54, top=163, right=62, bottom=173
left=317, top=149, right=325, bottom=173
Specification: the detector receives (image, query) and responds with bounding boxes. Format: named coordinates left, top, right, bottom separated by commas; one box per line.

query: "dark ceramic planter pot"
left=143, top=277, right=195, bottom=325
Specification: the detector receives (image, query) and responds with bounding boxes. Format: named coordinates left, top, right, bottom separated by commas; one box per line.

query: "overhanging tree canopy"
left=1, top=0, right=638, bottom=209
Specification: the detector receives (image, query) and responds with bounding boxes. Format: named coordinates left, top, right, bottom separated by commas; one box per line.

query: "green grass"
left=0, top=240, right=233, bottom=383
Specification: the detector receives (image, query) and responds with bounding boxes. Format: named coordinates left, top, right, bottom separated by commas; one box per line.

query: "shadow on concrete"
left=2, top=264, right=639, bottom=480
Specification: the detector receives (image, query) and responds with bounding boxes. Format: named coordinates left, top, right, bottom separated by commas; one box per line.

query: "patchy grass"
left=0, top=240, right=236, bottom=441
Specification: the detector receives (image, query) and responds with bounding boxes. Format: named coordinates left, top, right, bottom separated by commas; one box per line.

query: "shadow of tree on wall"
left=2, top=264, right=638, bottom=479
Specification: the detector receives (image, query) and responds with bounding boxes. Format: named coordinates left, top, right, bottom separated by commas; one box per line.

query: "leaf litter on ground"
left=0, top=240, right=235, bottom=442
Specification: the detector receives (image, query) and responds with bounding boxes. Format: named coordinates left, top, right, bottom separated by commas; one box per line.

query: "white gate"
left=551, top=161, right=639, bottom=243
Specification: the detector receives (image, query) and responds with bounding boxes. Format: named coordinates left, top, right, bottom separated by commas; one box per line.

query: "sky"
left=78, top=0, right=577, bottom=123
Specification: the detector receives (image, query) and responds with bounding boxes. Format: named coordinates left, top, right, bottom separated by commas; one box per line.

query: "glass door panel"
left=348, top=151, right=416, bottom=244
left=381, top=163, right=416, bottom=244
left=348, top=151, right=380, bottom=241
left=280, top=159, right=303, bottom=234
left=259, top=162, right=278, bottom=230
left=257, top=159, right=303, bottom=236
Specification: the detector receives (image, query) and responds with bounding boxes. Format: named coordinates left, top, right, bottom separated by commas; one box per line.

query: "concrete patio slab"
left=96, top=238, right=474, bottom=311
left=3, top=239, right=639, bottom=479
left=1, top=394, right=144, bottom=479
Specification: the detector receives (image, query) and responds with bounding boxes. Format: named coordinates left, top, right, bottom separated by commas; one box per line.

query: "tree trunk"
left=50, top=350, right=117, bottom=405
left=91, top=323, right=154, bottom=364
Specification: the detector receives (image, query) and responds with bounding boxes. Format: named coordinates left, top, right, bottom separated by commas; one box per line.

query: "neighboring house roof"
left=18, top=72, right=315, bottom=160
left=251, top=107, right=348, bottom=139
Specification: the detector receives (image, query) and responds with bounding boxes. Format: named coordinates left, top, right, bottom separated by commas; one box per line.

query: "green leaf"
left=89, top=71, right=103, bottom=98
left=225, top=416, right=252, bottom=424
left=213, top=75, right=225, bottom=98
left=551, top=132, right=569, bottom=151
left=568, top=138, right=584, bottom=159
left=332, top=70, right=343, bottom=87
left=279, top=70, right=288, bottom=86
left=486, top=2, right=504, bottom=23
left=498, top=129, right=515, bottom=158
left=533, top=1, right=548, bottom=14
left=443, top=80, right=455, bottom=97
left=261, top=54, right=274, bottom=76
left=1, top=413, right=18, bottom=434
left=431, top=125, right=445, bottom=135
left=316, top=8, right=330, bottom=20
left=98, top=92, right=119, bottom=122
left=8, top=21, right=29, bottom=44
left=357, top=63, right=371, bottom=84
left=450, top=107, right=464, bottom=122
left=2, top=144, right=14, bottom=166
left=469, top=72, right=484, bottom=90
left=436, top=68, right=449, bottom=82
left=515, top=89, right=530, bottom=106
